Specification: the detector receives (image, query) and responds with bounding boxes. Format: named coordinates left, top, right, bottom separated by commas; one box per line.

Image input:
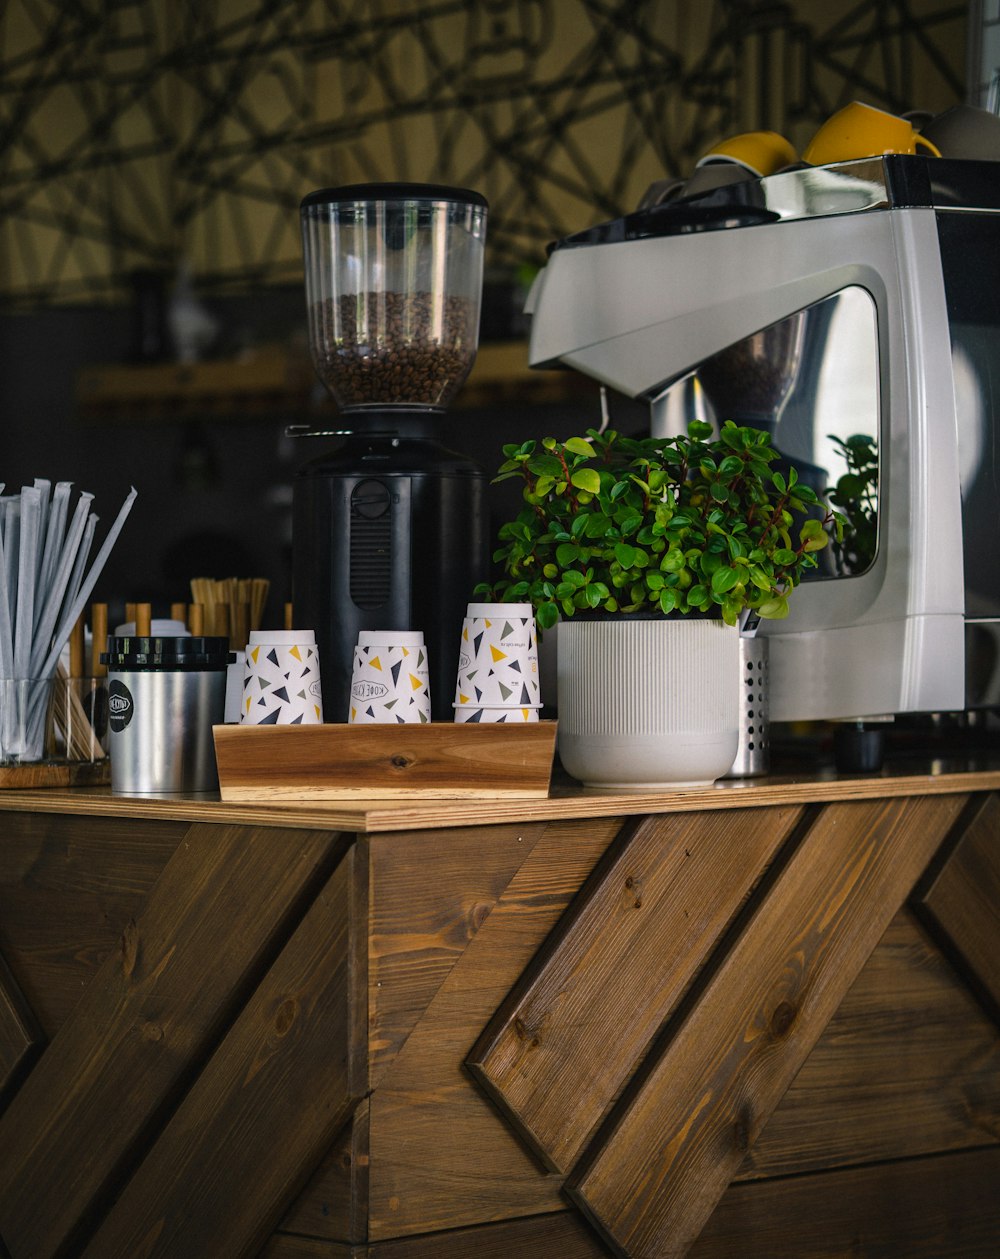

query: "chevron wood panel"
left=366, top=816, right=623, bottom=1240
left=467, top=805, right=805, bottom=1173
left=0, top=951, right=41, bottom=1101
left=568, top=793, right=968, bottom=1259
left=915, top=792, right=1000, bottom=1018
left=736, top=907, right=1000, bottom=1180
left=81, top=842, right=367, bottom=1259
left=0, top=820, right=349, bottom=1259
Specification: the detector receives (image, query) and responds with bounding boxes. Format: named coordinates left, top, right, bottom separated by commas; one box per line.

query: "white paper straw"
left=32, top=479, right=51, bottom=593
left=28, top=491, right=94, bottom=677
left=13, top=487, right=40, bottom=681
left=3, top=500, right=21, bottom=656
left=39, top=486, right=138, bottom=681
left=57, top=510, right=97, bottom=640
left=0, top=514, right=14, bottom=681
left=36, top=481, right=71, bottom=611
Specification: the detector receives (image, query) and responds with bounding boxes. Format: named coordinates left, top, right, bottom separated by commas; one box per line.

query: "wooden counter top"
left=1, top=750, right=999, bottom=831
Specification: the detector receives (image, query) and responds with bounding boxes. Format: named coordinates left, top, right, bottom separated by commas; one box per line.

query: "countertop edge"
left=0, top=760, right=997, bottom=832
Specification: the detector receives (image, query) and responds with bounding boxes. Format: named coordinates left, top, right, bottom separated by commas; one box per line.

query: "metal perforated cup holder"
left=727, top=636, right=769, bottom=777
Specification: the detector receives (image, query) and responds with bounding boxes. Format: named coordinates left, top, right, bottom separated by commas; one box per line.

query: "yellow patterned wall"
left=0, top=1, right=967, bottom=306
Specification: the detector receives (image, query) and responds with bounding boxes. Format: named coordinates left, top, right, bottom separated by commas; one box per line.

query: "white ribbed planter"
left=556, top=617, right=740, bottom=788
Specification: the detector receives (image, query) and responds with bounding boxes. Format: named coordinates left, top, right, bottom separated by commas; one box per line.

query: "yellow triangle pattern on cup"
left=250, top=646, right=260, bottom=664
left=410, top=674, right=423, bottom=691
left=459, top=692, right=470, bottom=704
left=490, top=644, right=507, bottom=663
left=290, top=645, right=302, bottom=661
left=370, top=655, right=382, bottom=671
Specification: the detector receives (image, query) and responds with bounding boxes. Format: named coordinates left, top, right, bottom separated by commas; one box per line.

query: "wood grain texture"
left=264, top=1210, right=608, bottom=1258
left=0, top=759, right=109, bottom=788
left=264, top=1146, right=1000, bottom=1258
left=82, top=842, right=367, bottom=1259
left=284, top=821, right=554, bottom=1238
left=367, top=817, right=623, bottom=1242
left=368, top=822, right=551, bottom=1084
left=0, top=811, right=185, bottom=1036
left=0, top=821, right=348, bottom=1259
left=468, top=805, right=804, bottom=1173
left=281, top=1099, right=371, bottom=1243
left=737, top=907, right=1000, bottom=1179
left=214, top=722, right=557, bottom=800
left=0, top=949, right=41, bottom=1100
left=691, top=1146, right=1000, bottom=1258
left=2, top=758, right=999, bottom=833
left=568, top=793, right=968, bottom=1259
left=915, top=792, right=1000, bottom=1018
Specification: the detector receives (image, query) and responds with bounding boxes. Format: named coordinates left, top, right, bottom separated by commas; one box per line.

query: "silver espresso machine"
left=526, top=155, right=1000, bottom=722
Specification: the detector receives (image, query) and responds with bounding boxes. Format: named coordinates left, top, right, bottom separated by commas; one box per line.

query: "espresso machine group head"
left=525, top=157, right=1000, bottom=721
left=293, top=184, right=489, bottom=721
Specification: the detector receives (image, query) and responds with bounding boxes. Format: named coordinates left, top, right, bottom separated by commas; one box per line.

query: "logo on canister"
left=108, top=679, right=134, bottom=732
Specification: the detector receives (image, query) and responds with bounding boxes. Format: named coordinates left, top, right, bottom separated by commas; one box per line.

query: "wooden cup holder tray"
left=212, top=721, right=557, bottom=801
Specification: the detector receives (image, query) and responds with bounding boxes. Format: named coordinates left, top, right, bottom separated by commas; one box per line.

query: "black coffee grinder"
left=293, top=183, right=489, bottom=721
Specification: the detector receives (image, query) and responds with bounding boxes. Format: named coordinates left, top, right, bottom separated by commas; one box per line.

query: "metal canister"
left=101, top=636, right=233, bottom=792
left=727, top=635, right=769, bottom=777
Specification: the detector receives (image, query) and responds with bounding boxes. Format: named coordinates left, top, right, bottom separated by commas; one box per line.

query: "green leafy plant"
left=827, top=433, right=878, bottom=576
left=477, top=420, right=845, bottom=630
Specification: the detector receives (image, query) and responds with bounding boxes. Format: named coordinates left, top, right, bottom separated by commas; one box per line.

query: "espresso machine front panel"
left=525, top=156, right=988, bottom=721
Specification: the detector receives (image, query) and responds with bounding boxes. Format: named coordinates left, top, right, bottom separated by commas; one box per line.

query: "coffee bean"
left=311, top=291, right=477, bottom=408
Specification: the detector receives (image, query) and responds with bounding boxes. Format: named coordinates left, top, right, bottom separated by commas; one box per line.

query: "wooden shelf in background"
left=75, top=341, right=594, bottom=423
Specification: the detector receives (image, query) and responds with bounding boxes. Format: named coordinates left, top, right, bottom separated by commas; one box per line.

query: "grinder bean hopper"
left=293, top=184, right=488, bottom=721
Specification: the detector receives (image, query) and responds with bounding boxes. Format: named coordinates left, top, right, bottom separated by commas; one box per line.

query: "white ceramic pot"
left=556, top=616, right=740, bottom=788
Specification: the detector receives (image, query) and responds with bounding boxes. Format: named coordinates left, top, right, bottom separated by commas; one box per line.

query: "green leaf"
left=527, top=455, right=564, bottom=480
left=687, top=583, right=709, bottom=607
left=570, top=467, right=601, bottom=494
left=711, top=566, right=740, bottom=594
left=757, top=595, right=790, bottom=619
left=555, top=542, right=580, bottom=566
left=564, top=437, right=596, bottom=457
left=537, top=602, right=559, bottom=630
left=584, top=513, right=613, bottom=538
left=614, top=542, right=637, bottom=568
left=772, top=547, right=797, bottom=565
left=533, top=475, right=555, bottom=497
left=658, top=587, right=678, bottom=615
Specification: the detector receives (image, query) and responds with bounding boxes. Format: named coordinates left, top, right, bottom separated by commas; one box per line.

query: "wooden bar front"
left=0, top=758, right=998, bottom=1258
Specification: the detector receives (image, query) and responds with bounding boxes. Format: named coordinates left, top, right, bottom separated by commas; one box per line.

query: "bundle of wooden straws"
left=189, top=577, right=270, bottom=644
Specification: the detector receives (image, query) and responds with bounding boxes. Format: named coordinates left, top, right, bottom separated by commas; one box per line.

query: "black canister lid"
left=101, top=635, right=235, bottom=671
left=300, top=182, right=488, bottom=211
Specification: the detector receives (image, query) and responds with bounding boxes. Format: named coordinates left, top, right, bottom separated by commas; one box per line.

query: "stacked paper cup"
left=242, top=629, right=323, bottom=724
left=453, top=602, right=542, bottom=723
left=349, top=630, right=431, bottom=724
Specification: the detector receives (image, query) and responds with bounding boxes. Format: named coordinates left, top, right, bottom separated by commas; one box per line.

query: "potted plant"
left=477, top=420, right=843, bottom=787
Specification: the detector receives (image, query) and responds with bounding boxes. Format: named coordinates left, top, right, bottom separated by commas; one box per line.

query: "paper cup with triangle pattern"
left=453, top=602, right=541, bottom=722
left=349, top=630, right=431, bottom=724
left=241, top=630, right=323, bottom=725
